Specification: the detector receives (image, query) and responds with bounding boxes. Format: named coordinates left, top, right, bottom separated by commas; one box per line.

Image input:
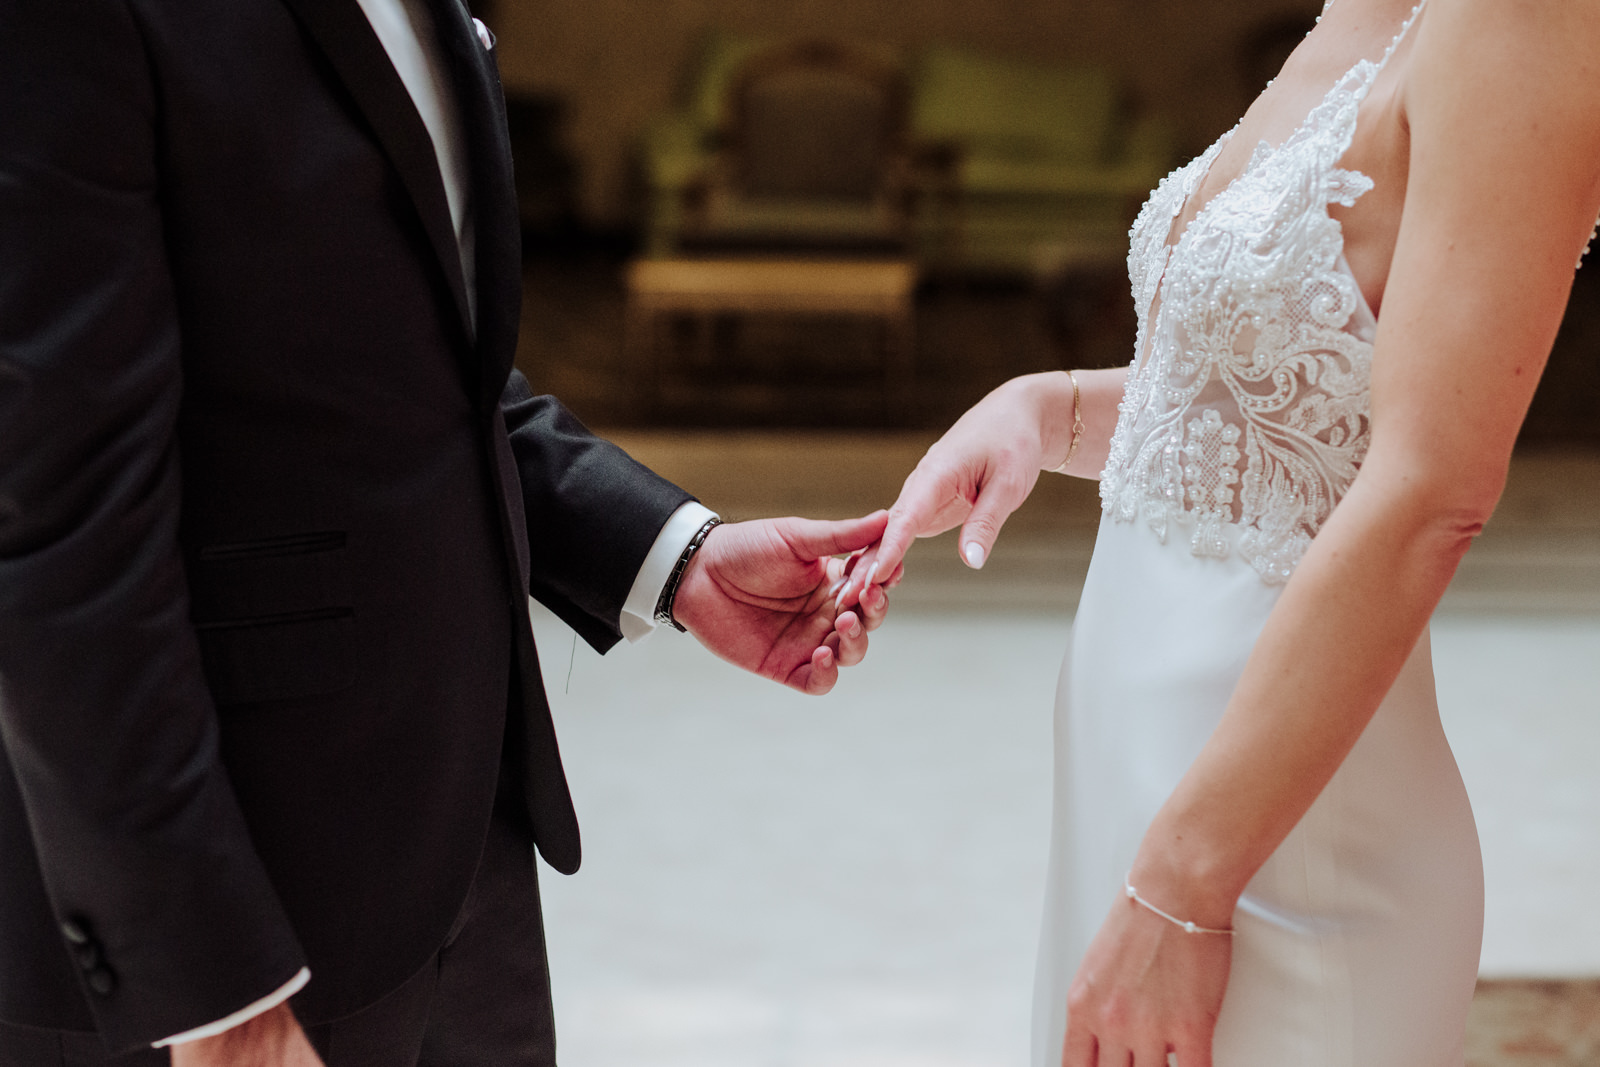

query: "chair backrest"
left=722, top=40, right=908, bottom=205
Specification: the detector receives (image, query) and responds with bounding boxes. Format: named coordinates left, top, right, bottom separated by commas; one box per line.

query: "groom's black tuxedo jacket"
left=0, top=0, right=690, bottom=1052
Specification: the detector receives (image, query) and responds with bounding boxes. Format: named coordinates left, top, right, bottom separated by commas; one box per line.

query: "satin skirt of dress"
left=1030, top=512, right=1483, bottom=1067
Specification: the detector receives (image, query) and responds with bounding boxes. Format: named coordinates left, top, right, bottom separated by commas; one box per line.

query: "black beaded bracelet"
left=654, top=516, right=722, bottom=632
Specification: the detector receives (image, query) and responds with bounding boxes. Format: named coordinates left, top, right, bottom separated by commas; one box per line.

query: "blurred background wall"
left=484, top=0, right=1600, bottom=442
left=489, top=0, right=1317, bottom=227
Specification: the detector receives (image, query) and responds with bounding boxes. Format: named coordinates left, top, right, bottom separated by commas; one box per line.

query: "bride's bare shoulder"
left=1411, top=0, right=1600, bottom=107
left=1406, top=0, right=1600, bottom=186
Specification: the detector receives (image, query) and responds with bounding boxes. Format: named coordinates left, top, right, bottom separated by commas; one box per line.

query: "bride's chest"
left=1135, top=46, right=1411, bottom=320
left=1132, top=75, right=1408, bottom=321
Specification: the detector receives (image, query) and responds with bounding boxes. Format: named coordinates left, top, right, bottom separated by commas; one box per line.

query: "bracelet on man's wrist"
left=653, top=516, right=722, bottom=632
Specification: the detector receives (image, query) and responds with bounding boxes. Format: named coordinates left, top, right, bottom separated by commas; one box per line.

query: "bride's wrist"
left=1127, top=845, right=1246, bottom=932
left=1012, top=371, right=1080, bottom=471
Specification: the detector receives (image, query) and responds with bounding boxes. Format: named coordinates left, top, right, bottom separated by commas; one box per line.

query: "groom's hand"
left=169, top=1003, right=323, bottom=1067
left=672, top=511, right=891, bottom=694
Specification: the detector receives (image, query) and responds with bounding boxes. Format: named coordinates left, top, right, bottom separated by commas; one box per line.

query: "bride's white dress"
left=1031, top=2, right=1484, bottom=1063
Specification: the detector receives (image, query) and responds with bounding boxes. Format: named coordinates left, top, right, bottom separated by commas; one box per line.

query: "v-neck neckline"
left=1159, top=0, right=1427, bottom=259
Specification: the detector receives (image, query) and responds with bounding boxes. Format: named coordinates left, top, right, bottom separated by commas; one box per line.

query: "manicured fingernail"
left=964, top=542, right=986, bottom=569
left=866, top=561, right=881, bottom=586
left=829, top=577, right=847, bottom=598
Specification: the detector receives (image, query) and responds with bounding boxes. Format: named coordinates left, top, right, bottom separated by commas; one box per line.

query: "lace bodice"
left=1099, top=3, right=1421, bottom=584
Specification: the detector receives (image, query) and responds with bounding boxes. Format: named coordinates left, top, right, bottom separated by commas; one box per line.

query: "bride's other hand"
left=1061, top=877, right=1232, bottom=1067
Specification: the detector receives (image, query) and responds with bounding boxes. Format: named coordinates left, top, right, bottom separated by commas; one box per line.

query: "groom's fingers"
left=797, top=642, right=839, bottom=695
left=781, top=510, right=890, bottom=562
left=834, top=547, right=906, bottom=616
left=857, top=579, right=890, bottom=632
left=834, top=609, right=868, bottom=666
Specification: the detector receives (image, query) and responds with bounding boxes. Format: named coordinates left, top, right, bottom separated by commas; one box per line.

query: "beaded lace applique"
left=1099, top=4, right=1422, bottom=584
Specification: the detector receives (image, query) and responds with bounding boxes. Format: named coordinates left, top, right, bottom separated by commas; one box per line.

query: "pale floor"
left=533, top=434, right=1600, bottom=1067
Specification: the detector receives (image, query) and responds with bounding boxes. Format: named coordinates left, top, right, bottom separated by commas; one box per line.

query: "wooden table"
left=623, top=258, right=916, bottom=414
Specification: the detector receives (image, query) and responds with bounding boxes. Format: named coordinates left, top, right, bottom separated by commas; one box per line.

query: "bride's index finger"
left=871, top=502, right=925, bottom=584
left=873, top=459, right=962, bottom=572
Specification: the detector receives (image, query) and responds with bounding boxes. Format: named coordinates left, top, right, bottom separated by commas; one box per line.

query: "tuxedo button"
left=60, top=918, right=90, bottom=946
left=86, top=967, right=116, bottom=996
left=74, top=941, right=103, bottom=971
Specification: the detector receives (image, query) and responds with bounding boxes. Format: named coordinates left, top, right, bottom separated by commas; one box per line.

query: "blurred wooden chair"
left=671, top=37, right=914, bottom=255
left=630, top=38, right=918, bottom=420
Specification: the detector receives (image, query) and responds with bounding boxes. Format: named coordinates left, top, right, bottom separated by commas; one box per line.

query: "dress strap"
left=1374, top=1, right=1428, bottom=75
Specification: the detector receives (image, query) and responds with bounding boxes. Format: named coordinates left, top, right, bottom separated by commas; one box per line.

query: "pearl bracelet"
left=1124, top=875, right=1235, bottom=936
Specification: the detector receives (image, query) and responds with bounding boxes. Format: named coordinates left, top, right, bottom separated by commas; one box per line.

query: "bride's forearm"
left=1127, top=457, right=1487, bottom=925
left=1031, top=367, right=1128, bottom=479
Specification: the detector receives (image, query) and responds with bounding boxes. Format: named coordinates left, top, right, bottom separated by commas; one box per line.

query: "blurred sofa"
left=639, top=33, right=1174, bottom=275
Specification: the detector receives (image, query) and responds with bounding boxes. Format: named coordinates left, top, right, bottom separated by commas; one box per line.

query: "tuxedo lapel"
left=427, top=0, right=524, bottom=407
left=276, top=0, right=476, bottom=341
left=426, top=1, right=579, bottom=871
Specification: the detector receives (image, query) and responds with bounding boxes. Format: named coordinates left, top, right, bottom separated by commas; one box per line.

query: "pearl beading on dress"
left=1098, top=1, right=1428, bottom=586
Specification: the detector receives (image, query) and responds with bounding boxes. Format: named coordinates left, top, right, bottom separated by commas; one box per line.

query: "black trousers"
left=0, top=792, right=557, bottom=1067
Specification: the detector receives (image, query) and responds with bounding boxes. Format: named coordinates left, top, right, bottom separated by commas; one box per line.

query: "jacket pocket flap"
left=190, top=532, right=351, bottom=625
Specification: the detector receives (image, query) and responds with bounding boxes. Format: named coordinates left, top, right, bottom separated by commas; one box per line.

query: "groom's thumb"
left=784, top=510, right=890, bottom=560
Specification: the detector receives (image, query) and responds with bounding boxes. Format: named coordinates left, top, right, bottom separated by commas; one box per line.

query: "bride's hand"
left=837, top=372, right=1076, bottom=608
left=1061, top=884, right=1232, bottom=1067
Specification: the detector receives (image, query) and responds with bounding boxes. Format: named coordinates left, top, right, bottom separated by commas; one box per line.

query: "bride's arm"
left=839, top=365, right=1127, bottom=598
left=1065, top=2, right=1600, bottom=1064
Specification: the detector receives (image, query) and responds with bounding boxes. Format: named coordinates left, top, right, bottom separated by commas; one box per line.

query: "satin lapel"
left=427, top=0, right=524, bottom=407
left=276, top=0, right=475, bottom=340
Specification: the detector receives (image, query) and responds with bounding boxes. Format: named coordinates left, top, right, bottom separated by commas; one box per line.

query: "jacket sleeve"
left=498, top=371, right=694, bottom=652
left=0, top=2, right=306, bottom=1051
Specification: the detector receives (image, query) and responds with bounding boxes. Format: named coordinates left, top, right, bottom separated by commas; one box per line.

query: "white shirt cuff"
left=619, top=503, right=719, bottom=643
left=152, top=967, right=311, bottom=1048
